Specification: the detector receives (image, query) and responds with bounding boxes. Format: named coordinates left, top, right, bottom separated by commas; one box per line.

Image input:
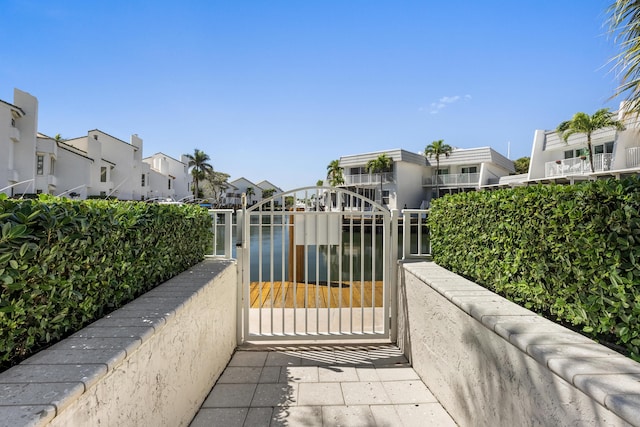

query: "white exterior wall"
left=55, top=144, right=93, bottom=199
left=0, top=89, right=38, bottom=196
left=34, top=137, right=58, bottom=195
left=229, top=177, right=260, bottom=205
left=143, top=153, right=190, bottom=201
left=394, top=161, right=424, bottom=209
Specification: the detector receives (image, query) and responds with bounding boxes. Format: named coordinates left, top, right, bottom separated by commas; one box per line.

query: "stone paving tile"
left=355, top=366, right=380, bottom=382
left=318, top=365, right=359, bottom=382
left=189, top=407, right=248, bottom=427
left=228, top=351, right=268, bottom=367
left=259, top=366, right=282, bottom=383
left=341, top=381, right=391, bottom=405
left=395, top=403, right=458, bottom=426
left=370, top=405, right=401, bottom=426
left=251, top=383, right=299, bottom=407
left=297, top=382, right=344, bottom=406
left=265, top=352, right=303, bottom=366
left=244, top=407, right=273, bottom=426
left=375, top=366, right=421, bottom=381
left=271, top=406, right=323, bottom=427
left=217, top=367, right=262, bottom=384
left=201, top=384, right=257, bottom=408
left=382, top=380, right=437, bottom=404
left=280, top=366, right=319, bottom=383
left=322, top=405, right=376, bottom=426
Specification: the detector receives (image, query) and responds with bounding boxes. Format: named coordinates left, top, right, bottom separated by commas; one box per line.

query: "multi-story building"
left=338, top=147, right=515, bottom=209
left=528, top=107, right=640, bottom=183
left=0, top=88, right=192, bottom=201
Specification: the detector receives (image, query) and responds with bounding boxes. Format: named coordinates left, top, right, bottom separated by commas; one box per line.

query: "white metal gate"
left=238, top=187, right=395, bottom=342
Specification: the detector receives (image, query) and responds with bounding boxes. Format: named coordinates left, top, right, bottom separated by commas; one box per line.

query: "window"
left=350, top=167, right=367, bottom=175
left=36, top=155, right=44, bottom=175
left=100, top=166, right=107, bottom=182
left=100, top=191, right=106, bottom=197
left=50, top=157, right=55, bottom=175
left=141, top=174, right=146, bottom=187
left=437, top=168, right=449, bottom=175
left=594, top=142, right=614, bottom=155
left=461, top=166, right=477, bottom=174
left=168, top=179, right=171, bottom=190
left=11, top=118, right=15, bottom=127
left=382, top=190, right=390, bottom=205
left=93, top=135, right=98, bottom=140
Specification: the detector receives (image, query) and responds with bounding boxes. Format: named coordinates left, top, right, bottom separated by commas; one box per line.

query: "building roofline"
left=142, top=152, right=187, bottom=165
left=88, top=129, right=139, bottom=151
left=0, top=99, right=25, bottom=116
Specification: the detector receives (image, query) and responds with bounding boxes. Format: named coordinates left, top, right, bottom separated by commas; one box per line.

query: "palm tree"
left=424, top=140, right=453, bottom=199
left=556, top=109, right=625, bottom=173
left=246, top=186, right=255, bottom=205
left=184, top=149, right=214, bottom=198
left=326, top=159, right=345, bottom=187
left=366, top=153, right=393, bottom=205
left=608, top=1, right=640, bottom=113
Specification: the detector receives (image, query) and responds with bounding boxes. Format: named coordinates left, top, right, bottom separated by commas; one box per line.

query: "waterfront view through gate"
left=239, top=187, right=395, bottom=341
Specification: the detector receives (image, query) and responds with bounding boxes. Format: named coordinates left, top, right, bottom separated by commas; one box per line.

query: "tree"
left=514, top=157, right=530, bottom=175
left=366, top=153, right=393, bottom=205
left=326, top=159, right=345, bottom=186
left=424, top=140, right=453, bottom=198
left=205, top=170, right=230, bottom=207
left=316, top=179, right=324, bottom=187
left=608, top=1, right=640, bottom=113
left=246, top=186, right=255, bottom=205
left=556, top=109, right=625, bottom=173
left=184, top=149, right=214, bottom=198
left=54, top=134, right=64, bottom=142
left=262, top=188, right=276, bottom=199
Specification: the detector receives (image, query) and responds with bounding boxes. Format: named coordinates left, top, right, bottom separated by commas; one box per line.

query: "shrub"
left=428, top=178, right=640, bottom=361
left=0, top=195, right=212, bottom=369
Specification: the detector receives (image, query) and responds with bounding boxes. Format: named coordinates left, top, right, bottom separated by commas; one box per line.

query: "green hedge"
left=428, top=178, right=640, bottom=361
left=0, top=195, right=212, bottom=369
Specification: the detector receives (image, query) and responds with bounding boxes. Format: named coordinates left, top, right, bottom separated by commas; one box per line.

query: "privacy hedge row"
left=0, top=195, right=212, bottom=369
left=428, top=178, right=640, bottom=361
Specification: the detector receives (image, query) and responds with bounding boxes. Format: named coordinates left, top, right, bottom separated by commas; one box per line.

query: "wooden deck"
left=249, top=281, right=384, bottom=308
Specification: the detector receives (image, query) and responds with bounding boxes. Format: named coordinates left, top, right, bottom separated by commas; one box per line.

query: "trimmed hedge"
left=428, top=178, right=640, bottom=361
left=0, top=195, right=212, bottom=369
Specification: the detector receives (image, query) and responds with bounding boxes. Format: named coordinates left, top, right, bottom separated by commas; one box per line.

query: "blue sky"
left=0, top=1, right=622, bottom=190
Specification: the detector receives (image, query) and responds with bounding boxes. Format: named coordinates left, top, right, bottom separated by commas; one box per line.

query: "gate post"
left=390, top=209, right=399, bottom=342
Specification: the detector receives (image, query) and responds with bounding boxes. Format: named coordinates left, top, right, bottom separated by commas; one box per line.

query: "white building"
left=0, top=88, right=191, bottom=201
left=142, top=153, right=191, bottom=202
left=0, top=89, right=38, bottom=197
left=337, top=147, right=515, bottom=209
left=528, top=107, right=640, bottom=183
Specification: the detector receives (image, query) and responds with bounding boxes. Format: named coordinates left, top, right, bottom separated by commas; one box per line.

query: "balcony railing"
left=545, top=154, right=612, bottom=178
left=423, top=173, right=480, bottom=186
left=343, top=172, right=394, bottom=186
left=626, top=147, right=640, bottom=168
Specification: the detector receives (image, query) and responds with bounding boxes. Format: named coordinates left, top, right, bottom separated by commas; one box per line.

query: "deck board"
left=249, top=281, right=384, bottom=308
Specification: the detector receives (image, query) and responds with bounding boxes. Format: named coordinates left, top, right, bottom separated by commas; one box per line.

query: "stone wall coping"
left=403, top=261, right=640, bottom=426
left=0, top=259, right=235, bottom=426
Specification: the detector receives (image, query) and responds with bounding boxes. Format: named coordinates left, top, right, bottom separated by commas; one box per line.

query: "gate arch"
left=239, top=186, right=395, bottom=342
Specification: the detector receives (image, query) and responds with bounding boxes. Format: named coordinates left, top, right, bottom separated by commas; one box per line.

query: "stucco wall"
left=0, top=258, right=237, bottom=427
left=398, top=261, right=640, bottom=427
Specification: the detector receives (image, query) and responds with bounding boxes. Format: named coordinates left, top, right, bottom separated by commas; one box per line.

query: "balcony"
left=343, top=172, right=394, bottom=186
left=423, top=173, right=480, bottom=187
left=545, top=154, right=612, bottom=178
left=9, top=127, right=20, bottom=142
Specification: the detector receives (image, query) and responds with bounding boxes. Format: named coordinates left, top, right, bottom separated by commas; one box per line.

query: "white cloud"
left=427, top=94, right=472, bottom=114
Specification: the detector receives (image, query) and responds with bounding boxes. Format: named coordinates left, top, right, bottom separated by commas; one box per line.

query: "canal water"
left=215, top=219, right=429, bottom=282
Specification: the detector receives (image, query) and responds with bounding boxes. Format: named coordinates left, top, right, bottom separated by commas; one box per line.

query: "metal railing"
left=399, top=209, right=430, bottom=259
left=343, top=172, right=395, bottom=186
left=208, top=209, right=234, bottom=258
left=626, top=147, right=640, bottom=168
left=545, top=154, right=612, bottom=177
left=423, top=173, right=480, bottom=186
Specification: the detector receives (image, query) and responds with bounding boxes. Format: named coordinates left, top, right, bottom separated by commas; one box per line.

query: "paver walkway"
left=190, top=345, right=457, bottom=427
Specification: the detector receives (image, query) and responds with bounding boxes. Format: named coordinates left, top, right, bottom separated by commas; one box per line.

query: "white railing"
left=208, top=209, right=234, bottom=259
left=399, top=209, right=430, bottom=259
left=626, top=147, right=640, bottom=168
left=545, top=154, right=612, bottom=177
left=423, top=173, right=480, bottom=186
left=343, top=172, right=394, bottom=186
